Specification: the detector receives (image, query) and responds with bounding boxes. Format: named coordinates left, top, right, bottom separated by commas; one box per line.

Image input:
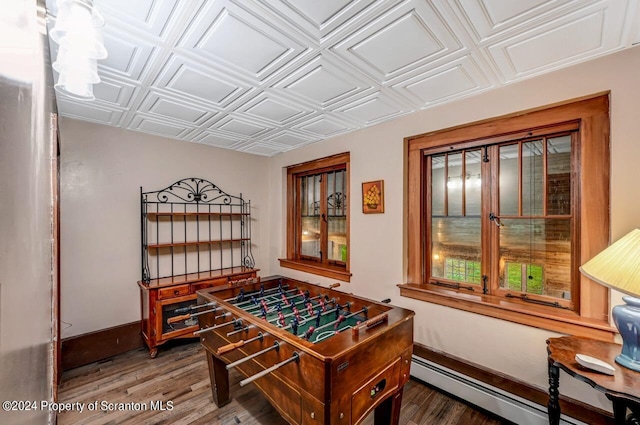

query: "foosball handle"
left=329, top=283, right=341, bottom=289
left=217, top=340, right=245, bottom=355
left=167, top=314, right=191, bottom=324
left=351, top=313, right=389, bottom=335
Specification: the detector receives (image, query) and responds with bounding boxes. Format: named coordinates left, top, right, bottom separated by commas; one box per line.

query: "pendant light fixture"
left=50, top=0, right=107, bottom=101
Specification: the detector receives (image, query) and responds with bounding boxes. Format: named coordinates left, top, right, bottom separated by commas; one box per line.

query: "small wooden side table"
left=547, top=336, right=640, bottom=425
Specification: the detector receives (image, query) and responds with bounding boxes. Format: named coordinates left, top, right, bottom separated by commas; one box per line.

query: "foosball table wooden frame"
left=190, top=275, right=414, bottom=425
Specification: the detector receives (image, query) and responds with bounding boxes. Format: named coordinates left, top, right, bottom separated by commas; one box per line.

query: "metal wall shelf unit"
left=140, top=178, right=255, bottom=283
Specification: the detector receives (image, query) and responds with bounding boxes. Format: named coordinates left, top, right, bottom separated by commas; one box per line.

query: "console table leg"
left=627, top=402, right=640, bottom=425
left=548, top=362, right=561, bottom=425
left=206, top=349, right=230, bottom=407
left=607, top=397, right=628, bottom=425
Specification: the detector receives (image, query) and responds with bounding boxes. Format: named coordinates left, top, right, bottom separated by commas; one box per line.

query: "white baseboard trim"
left=411, top=355, right=588, bottom=425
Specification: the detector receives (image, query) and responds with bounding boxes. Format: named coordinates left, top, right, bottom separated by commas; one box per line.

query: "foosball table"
left=176, top=275, right=414, bottom=424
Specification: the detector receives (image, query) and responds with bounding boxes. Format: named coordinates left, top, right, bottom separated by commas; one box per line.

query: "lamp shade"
left=579, top=229, right=640, bottom=297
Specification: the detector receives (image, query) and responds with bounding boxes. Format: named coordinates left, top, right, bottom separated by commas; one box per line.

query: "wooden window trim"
left=279, top=152, right=351, bottom=282
left=400, top=93, right=616, bottom=341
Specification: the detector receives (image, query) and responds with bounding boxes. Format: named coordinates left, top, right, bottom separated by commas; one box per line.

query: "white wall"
left=267, top=46, right=640, bottom=411
left=59, top=120, right=269, bottom=337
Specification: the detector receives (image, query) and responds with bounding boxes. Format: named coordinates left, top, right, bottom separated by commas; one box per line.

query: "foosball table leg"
left=149, top=348, right=158, bottom=359
left=206, top=350, right=230, bottom=407
left=373, top=388, right=404, bottom=425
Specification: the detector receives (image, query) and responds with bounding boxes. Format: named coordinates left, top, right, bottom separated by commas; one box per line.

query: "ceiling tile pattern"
left=47, top=0, right=640, bottom=156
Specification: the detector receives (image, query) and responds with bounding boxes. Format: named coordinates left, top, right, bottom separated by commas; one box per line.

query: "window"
left=427, top=132, right=576, bottom=308
left=400, top=94, right=615, bottom=341
left=280, top=153, right=351, bottom=281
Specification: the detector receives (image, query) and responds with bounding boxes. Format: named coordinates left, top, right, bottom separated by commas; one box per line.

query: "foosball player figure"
left=335, top=304, right=343, bottom=319
left=318, top=298, right=326, bottom=312
left=236, top=289, right=245, bottom=303
left=304, top=326, right=315, bottom=340
left=290, top=317, right=299, bottom=335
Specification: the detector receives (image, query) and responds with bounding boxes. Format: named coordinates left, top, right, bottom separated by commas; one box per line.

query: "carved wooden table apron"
left=547, top=336, right=640, bottom=425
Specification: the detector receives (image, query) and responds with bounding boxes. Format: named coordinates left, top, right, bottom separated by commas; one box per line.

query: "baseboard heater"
left=411, top=355, right=588, bottom=425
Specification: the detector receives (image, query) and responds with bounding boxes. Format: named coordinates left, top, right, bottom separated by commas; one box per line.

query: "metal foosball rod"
left=224, top=284, right=291, bottom=305
left=167, top=306, right=223, bottom=324
left=232, top=288, right=300, bottom=312
left=217, top=332, right=265, bottom=355
left=214, top=312, right=232, bottom=320
left=227, top=324, right=255, bottom=337
left=264, top=294, right=331, bottom=320
left=298, top=306, right=367, bottom=339
left=239, top=352, right=300, bottom=387
left=269, top=296, right=336, bottom=327
left=194, top=318, right=242, bottom=335
left=243, top=288, right=304, bottom=312
left=280, top=301, right=348, bottom=332
left=245, top=289, right=323, bottom=318
left=174, top=301, right=217, bottom=314
left=225, top=341, right=285, bottom=370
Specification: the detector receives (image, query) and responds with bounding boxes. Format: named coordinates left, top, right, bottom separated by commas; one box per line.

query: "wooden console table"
left=547, top=336, right=640, bottom=425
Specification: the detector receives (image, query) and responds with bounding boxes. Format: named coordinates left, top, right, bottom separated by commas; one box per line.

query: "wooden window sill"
left=279, top=259, right=351, bottom=282
left=398, top=283, right=616, bottom=342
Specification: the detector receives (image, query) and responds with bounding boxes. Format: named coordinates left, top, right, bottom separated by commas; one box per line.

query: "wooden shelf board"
left=147, top=238, right=250, bottom=249
left=138, top=267, right=259, bottom=288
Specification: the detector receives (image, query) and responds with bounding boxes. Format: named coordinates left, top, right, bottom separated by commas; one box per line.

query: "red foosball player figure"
left=304, top=326, right=315, bottom=340
left=281, top=294, right=290, bottom=305
left=318, top=298, right=326, bottom=312
left=292, top=307, right=301, bottom=321
left=278, top=312, right=286, bottom=327
left=334, top=314, right=346, bottom=330
left=306, top=302, right=314, bottom=316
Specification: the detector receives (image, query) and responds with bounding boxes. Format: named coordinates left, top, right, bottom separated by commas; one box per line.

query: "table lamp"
left=579, top=228, right=640, bottom=372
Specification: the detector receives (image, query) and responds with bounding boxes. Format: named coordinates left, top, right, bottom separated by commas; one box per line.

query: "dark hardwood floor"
left=58, top=341, right=509, bottom=425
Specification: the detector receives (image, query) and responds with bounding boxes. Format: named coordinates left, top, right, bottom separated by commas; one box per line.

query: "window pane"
left=431, top=217, right=481, bottom=284
left=522, top=140, right=544, bottom=215
left=301, top=174, right=321, bottom=259
left=547, top=135, right=572, bottom=215
left=431, top=155, right=445, bottom=216
left=327, top=170, right=347, bottom=262
left=447, top=153, right=463, bottom=216
left=499, top=144, right=519, bottom=215
left=498, top=218, right=571, bottom=299
left=465, top=150, right=482, bottom=216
